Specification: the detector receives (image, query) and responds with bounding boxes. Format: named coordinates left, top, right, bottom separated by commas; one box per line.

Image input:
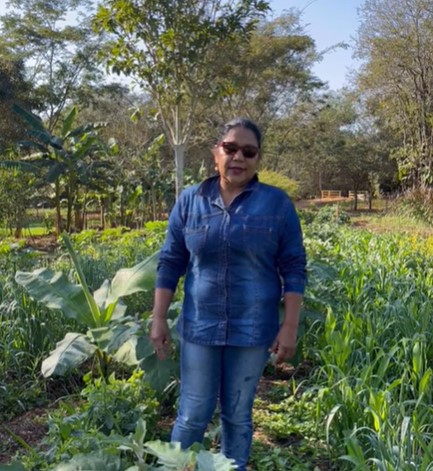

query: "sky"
left=0, top=0, right=364, bottom=91
left=271, top=0, right=364, bottom=90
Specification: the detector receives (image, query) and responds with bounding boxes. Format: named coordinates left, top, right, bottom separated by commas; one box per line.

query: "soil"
left=0, top=408, right=49, bottom=464
left=294, top=197, right=351, bottom=210
left=0, top=362, right=315, bottom=465
left=25, top=234, right=59, bottom=252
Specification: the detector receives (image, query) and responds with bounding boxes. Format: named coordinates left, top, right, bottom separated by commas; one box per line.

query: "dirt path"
left=294, top=197, right=351, bottom=210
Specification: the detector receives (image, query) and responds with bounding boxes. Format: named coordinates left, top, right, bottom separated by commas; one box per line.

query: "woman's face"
left=213, top=127, right=260, bottom=191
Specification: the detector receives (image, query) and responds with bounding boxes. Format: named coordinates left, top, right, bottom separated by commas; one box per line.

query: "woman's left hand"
left=269, top=324, right=297, bottom=364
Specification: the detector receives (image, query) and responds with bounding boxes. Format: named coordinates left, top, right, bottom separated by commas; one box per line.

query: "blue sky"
left=271, top=0, right=364, bottom=90
left=0, top=0, right=364, bottom=90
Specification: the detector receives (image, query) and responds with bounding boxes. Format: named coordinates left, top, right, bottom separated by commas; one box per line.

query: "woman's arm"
left=269, top=292, right=303, bottom=364
left=150, top=287, right=175, bottom=360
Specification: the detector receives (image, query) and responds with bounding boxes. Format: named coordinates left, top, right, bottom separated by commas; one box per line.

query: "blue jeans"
left=171, top=340, right=270, bottom=470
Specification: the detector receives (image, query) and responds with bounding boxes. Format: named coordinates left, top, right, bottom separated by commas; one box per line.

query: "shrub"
left=259, top=169, right=299, bottom=199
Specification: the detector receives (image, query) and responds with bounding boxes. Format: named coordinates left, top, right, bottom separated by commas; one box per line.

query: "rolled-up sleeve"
left=155, top=195, right=190, bottom=292
left=277, top=199, right=307, bottom=294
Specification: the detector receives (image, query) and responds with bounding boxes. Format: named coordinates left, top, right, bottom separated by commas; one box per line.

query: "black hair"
left=219, top=117, right=262, bottom=148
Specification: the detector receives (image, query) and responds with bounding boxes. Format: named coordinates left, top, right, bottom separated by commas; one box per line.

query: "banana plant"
left=15, top=233, right=159, bottom=380
left=7, top=104, right=108, bottom=233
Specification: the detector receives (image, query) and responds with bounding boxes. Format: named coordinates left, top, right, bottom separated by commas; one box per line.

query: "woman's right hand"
left=150, top=317, right=171, bottom=360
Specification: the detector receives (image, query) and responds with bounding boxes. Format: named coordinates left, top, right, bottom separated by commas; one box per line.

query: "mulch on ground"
left=0, top=408, right=49, bottom=464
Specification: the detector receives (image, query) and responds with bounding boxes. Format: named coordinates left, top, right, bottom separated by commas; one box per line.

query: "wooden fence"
left=321, top=190, right=342, bottom=199
left=349, top=191, right=369, bottom=200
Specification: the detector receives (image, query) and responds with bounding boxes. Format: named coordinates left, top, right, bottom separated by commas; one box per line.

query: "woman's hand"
left=269, top=323, right=297, bottom=364
left=150, top=317, right=171, bottom=360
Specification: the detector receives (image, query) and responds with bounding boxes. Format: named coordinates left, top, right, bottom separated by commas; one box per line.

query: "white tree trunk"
left=174, top=143, right=186, bottom=199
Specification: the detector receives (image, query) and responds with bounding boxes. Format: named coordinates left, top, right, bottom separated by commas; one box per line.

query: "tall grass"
left=303, top=226, right=433, bottom=469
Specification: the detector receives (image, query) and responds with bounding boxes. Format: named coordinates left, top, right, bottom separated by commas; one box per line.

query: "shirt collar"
left=197, top=174, right=259, bottom=202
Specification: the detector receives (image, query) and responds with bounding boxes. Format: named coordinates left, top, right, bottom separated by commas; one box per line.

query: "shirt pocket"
left=184, top=225, right=209, bottom=254
left=242, top=220, right=278, bottom=254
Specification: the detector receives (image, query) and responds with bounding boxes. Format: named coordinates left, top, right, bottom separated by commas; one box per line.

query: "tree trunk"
left=100, top=198, right=105, bottom=230
left=151, top=186, right=157, bottom=221
left=66, top=196, right=73, bottom=232
left=120, top=192, right=125, bottom=226
left=353, top=184, right=358, bottom=211
left=55, top=179, right=62, bottom=235
left=174, top=144, right=185, bottom=199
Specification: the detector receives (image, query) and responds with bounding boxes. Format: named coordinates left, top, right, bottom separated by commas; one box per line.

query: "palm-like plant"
left=4, top=105, right=108, bottom=233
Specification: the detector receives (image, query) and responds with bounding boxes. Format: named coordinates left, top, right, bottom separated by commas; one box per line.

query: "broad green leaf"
left=41, top=333, right=96, bottom=377
left=114, top=336, right=142, bottom=365
left=108, top=251, right=159, bottom=303
left=62, top=233, right=102, bottom=327
left=133, top=418, right=147, bottom=446
left=15, top=268, right=93, bottom=326
left=53, top=451, right=121, bottom=471
left=419, top=368, right=432, bottom=394
left=17, top=140, right=48, bottom=152
left=144, top=440, right=195, bottom=469
left=94, top=279, right=110, bottom=308
left=0, top=463, right=28, bottom=471
left=0, top=161, right=40, bottom=173
left=135, top=335, right=155, bottom=361
left=94, top=280, right=127, bottom=322
left=12, top=104, right=46, bottom=132
left=62, top=106, right=78, bottom=137
left=196, top=450, right=237, bottom=470
left=46, top=162, right=67, bottom=183
left=67, top=122, right=107, bottom=138
left=89, top=323, right=139, bottom=353
left=140, top=353, right=179, bottom=393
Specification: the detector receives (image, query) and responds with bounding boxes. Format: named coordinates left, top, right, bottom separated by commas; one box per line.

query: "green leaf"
left=133, top=418, right=147, bottom=446
left=62, top=233, right=102, bottom=327
left=67, top=122, right=107, bottom=138
left=94, top=280, right=127, bottom=322
left=0, top=160, right=40, bottom=173
left=62, top=107, right=78, bottom=137
left=89, top=323, right=139, bottom=353
left=53, top=451, right=122, bottom=471
left=113, top=336, right=141, bottom=365
left=107, top=251, right=159, bottom=303
left=196, top=450, right=237, bottom=470
left=15, top=268, right=94, bottom=325
left=144, top=440, right=195, bottom=469
left=41, top=333, right=97, bottom=377
left=12, top=104, right=46, bottom=133
left=139, top=353, right=179, bottom=393
left=0, top=462, right=28, bottom=471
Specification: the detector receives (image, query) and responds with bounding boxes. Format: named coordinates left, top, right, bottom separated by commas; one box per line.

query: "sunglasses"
left=217, top=141, right=259, bottom=159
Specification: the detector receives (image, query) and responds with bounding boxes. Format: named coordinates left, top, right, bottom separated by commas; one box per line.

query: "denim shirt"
left=156, top=175, right=307, bottom=347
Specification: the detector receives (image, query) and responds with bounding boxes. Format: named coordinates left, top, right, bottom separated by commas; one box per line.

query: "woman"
left=151, top=117, right=306, bottom=470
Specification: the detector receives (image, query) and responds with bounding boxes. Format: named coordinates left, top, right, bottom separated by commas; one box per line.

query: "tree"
left=11, top=105, right=108, bottom=233
left=0, top=0, right=102, bottom=132
left=94, top=0, right=269, bottom=198
left=214, top=11, right=322, bottom=126
left=0, top=57, right=34, bottom=152
left=355, top=0, right=433, bottom=187
left=263, top=92, right=357, bottom=197
left=0, top=151, right=35, bottom=237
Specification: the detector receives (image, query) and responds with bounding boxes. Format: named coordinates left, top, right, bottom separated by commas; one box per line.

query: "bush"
left=259, top=169, right=299, bottom=199
left=392, top=186, right=433, bottom=224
